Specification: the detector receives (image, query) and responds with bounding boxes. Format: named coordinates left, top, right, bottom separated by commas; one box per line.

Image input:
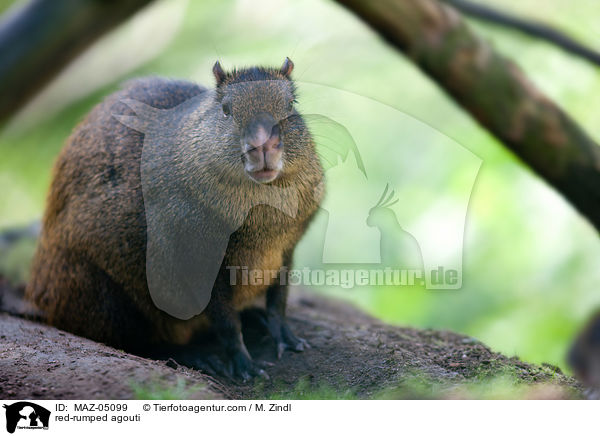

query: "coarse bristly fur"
left=25, top=59, right=324, bottom=380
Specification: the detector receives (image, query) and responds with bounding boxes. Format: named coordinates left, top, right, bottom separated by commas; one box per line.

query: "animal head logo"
left=3, top=402, right=50, bottom=433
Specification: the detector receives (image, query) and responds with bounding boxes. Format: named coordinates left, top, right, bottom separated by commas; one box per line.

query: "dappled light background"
left=1, top=0, right=600, bottom=371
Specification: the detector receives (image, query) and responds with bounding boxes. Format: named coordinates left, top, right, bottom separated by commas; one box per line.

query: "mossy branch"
left=335, top=0, right=600, bottom=233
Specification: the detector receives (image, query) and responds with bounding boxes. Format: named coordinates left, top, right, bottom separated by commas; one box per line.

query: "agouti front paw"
left=168, top=348, right=269, bottom=382
left=276, top=324, right=310, bottom=359
left=266, top=313, right=310, bottom=359
left=227, top=349, right=270, bottom=382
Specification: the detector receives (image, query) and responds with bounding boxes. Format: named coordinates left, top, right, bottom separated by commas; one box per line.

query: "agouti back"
left=25, top=59, right=324, bottom=379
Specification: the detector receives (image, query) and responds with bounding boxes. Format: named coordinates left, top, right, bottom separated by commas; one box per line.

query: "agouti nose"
left=243, top=114, right=283, bottom=172
left=246, top=123, right=281, bottom=153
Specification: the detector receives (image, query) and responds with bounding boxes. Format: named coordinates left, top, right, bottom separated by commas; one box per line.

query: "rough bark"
left=0, top=0, right=152, bottom=123
left=0, top=290, right=582, bottom=400
left=334, top=0, right=600, bottom=233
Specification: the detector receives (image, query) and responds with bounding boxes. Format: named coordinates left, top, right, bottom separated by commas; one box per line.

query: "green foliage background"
left=1, top=0, right=599, bottom=372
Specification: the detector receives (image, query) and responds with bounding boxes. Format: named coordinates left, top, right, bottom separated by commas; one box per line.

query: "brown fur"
left=25, top=63, right=324, bottom=361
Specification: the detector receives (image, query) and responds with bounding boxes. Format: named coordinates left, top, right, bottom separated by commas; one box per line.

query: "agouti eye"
left=222, top=102, right=232, bottom=118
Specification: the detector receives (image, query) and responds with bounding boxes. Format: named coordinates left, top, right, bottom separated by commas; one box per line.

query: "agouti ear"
left=213, top=61, right=227, bottom=86
left=280, top=57, right=294, bottom=77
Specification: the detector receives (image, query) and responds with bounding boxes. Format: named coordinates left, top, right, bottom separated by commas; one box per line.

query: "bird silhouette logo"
left=366, top=184, right=423, bottom=271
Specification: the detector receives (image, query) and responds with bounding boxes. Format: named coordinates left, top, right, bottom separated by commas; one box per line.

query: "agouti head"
left=212, top=58, right=303, bottom=184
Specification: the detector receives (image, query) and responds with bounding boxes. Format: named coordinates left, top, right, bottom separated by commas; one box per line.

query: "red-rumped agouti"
left=25, top=59, right=324, bottom=380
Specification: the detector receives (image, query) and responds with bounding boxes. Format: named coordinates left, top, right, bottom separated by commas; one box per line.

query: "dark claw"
left=293, top=337, right=310, bottom=351
left=277, top=342, right=286, bottom=360
left=276, top=333, right=310, bottom=358
left=230, top=349, right=270, bottom=382
left=270, top=314, right=310, bottom=359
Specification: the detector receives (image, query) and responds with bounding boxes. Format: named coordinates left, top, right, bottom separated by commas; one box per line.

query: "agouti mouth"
left=248, top=168, right=280, bottom=183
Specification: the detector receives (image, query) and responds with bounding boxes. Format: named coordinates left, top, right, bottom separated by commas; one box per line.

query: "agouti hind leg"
left=27, top=249, right=151, bottom=352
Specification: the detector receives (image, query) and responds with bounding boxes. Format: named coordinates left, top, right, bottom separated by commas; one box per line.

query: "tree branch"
left=0, top=0, right=153, bottom=123
left=335, top=0, right=600, bottom=233
left=442, top=0, right=600, bottom=68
